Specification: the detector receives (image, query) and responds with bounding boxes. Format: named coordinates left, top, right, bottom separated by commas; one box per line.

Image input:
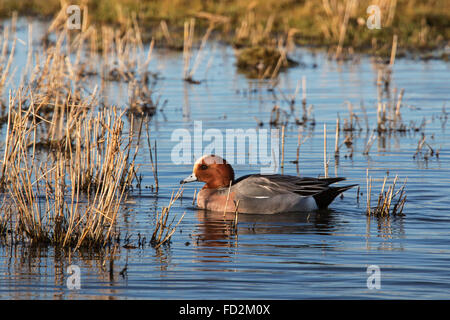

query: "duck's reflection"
left=192, top=209, right=337, bottom=264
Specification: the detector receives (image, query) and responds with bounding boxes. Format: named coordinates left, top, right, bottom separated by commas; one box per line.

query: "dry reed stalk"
left=335, top=0, right=355, bottom=60
left=131, top=12, right=143, bottom=53
left=0, top=26, right=10, bottom=72
left=94, top=15, right=150, bottom=83
left=0, top=37, right=16, bottom=91
left=270, top=47, right=287, bottom=80
left=145, top=119, right=159, bottom=192
left=293, top=128, right=311, bottom=175
left=413, top=134, right=430, bottom=159
left=366, top=171, right=407, bottom=217
left=232, top=200, right=240, bottom=232
left=141, top=38, right=154, bottom=73
left=183, top=19, right=196, bottom=80
left=19, top=23, right=34, bottom=87
left=295, top=128, right=302, bottom=168
left=281, top=125, right=286, bottom=174
left=195, top=11, right=230, bottom=26
left=395, top=88, right=405, bottom=125
left=223, top=180, right=233, bottom=217
left=376, top=102, right=388, bottom=132
left=160, top=20, right=174, bottom=47
left=289, top=79, right=302, bottom=107
left=235, top=10, right=259, bottom=45
left=192, top=189, right=197, bottom=206
left=342, top=101, right=361, bottom=132
left=323, top=123, right=329, bottom=178
left=334, top=117, right=340, bottom=157
left=363, top=131, right=377, bottom=155
left=151, top=186, right=186, bottom=249
left=389, top=34, right=398, bottom=67
left=0, top=92, right=12, bottom=187
left=366, top=169, right=372, bottom=215
left=302, top=76, right=307, bottom=108
left=188, top=23, right=215, bottom=81
left=386, top=0, right=398, bottom=27
left=269, top=105, right=280, bottom=126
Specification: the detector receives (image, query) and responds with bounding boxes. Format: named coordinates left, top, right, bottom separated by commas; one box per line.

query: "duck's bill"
left=180, top=173, right=197, bottom=184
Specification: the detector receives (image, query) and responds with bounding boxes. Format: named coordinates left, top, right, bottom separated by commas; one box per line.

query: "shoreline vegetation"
left=0, top=0, right=448, bottom=61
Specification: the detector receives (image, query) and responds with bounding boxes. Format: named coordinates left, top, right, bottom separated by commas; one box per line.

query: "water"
left=0, top=18, right=449, bottom=299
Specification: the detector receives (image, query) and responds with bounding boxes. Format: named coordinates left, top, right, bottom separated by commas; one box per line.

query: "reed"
left=413, top=134, right=439, bottom=160
left=192, top=189, right=198, bottom=206
left=334, top=118, right=340, bottom=158
left=366, top=172, right=407, bottom=217
left=223, top=181, right=233, bottom=217
left=363, top=131, right=377, bottom=156
left=342, top=102, right=362, bottom=132
left=335, top=0, right=355, bottom=60
left=151, top=187, right=186, bottom=249
left=128, top=80, right=158, bottom=117
left=281, top=125, right=286, bottom=174
left=269, top=105, right=289, bottom=127
left=0, top=10, right=142, bottom=246
left=0, top=92, right=135, bottom=248
left=231, top=200, right=240, bottom=232
left=182, top=18, right=214, bottom=83
left=292, top=127, right=310, bottom=176
left=0, top=28, right=16, bottom=93
left=145, top=119, right=159, bottom=192
left=323, top=124, right=329, bottom=178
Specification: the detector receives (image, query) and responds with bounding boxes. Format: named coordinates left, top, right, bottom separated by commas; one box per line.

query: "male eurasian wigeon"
left=181, top=155, right=357, bottom=214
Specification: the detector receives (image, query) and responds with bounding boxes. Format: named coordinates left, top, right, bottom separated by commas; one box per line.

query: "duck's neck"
left=203, top=178, right=233, bottom=189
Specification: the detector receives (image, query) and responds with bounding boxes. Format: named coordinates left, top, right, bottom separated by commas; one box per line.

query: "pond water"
left=0, top=18, right=449, bottom=299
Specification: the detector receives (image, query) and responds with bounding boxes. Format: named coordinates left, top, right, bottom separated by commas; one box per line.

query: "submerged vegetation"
left=236, top=46, right=298, bottom=79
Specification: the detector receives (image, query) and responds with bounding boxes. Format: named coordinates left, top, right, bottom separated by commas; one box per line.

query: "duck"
left=180, top=154, right=357, bottom=214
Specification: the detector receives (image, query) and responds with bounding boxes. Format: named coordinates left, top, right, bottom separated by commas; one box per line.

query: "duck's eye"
left=200, top=164, right=208, bottom=170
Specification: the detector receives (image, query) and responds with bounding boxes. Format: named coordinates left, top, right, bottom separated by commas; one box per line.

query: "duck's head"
left=180, top=155, right=234, bottom=189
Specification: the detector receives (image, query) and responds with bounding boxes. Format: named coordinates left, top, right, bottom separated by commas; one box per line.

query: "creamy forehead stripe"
left=194, top=155, right=225, bottom=165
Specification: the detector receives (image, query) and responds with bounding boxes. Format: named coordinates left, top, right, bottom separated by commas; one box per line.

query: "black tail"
left=313, top=184, right=358, bottom=209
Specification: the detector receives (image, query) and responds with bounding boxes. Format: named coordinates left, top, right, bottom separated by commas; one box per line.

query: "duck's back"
left=230, top=174, right=355, bottom=214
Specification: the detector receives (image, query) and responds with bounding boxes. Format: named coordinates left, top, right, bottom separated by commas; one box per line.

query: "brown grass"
left=0, top=89, right=138, bottom=249
left=366, top=170, right=407, bottom=217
